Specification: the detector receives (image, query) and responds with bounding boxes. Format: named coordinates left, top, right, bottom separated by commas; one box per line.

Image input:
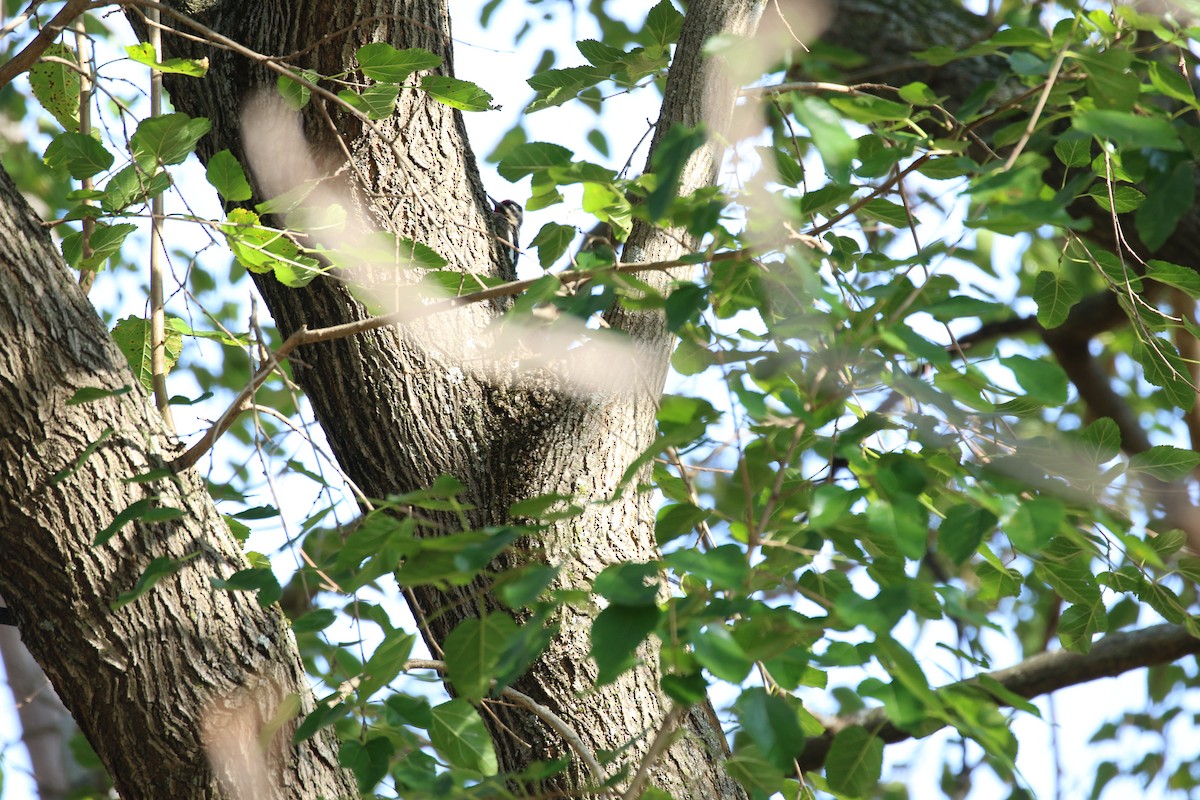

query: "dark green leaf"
left=429, top=699, right=498, bottom=775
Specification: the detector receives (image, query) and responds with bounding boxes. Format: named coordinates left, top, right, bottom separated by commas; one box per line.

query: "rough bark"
left=0, top=166, right=356, bottom=800
left=129, top=0, right=764, bottom=796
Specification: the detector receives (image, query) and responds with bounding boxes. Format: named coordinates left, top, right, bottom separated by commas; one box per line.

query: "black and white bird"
left=490, top=197, right=523, bottom=271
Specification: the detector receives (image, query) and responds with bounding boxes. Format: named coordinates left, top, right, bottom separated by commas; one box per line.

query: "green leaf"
left=1072, top=109, right=1183, bottom=151
left=109, top=315, right=183, bottom=391
left=290, top=608, right=336, bottom=633
left=277, top=69, right=319, bottom=110
left=1131, top=337, right=1194, bottom=410
left=590, top=604, right=661, bottom=684
left=794, top=97, right=857, bottom=184
left=1128, top=446, right=1200, bottom=481
left=102, top=164, right=172, bottom=212
left=356, top=43, right=441, bottom=83
left=824, top=726, right=883, bottom=798
left=692, top=624, right=752, bottom=682
left=429, top=699, right=498, bottom=775
left=1032, top=270, right=1081, bottom=328
left=1006, top=497, right=1065, bottom=554
left=420, top=75, right=494, bottom=111
left=1053, top=137, right=1091, bottom=167
left=1148, top=60, right=1197, bottom=105
left=294, top=698, right=351, bottom=743
left=999, top=354, right=1068, bottom=405
left=43, top=133, right=114, bottom=179
left=497, top=142, right=573, bottom=182
left=1078, top=417, right=1121, bottom=464
left=665, top=544, right=748, bottom=590
left=937, top=505, right=996, bottom=565
left=594, top=562, right=661, bottom=606
left=444, top=614, right=519, bottom=702
left=734, top=688, right=807, bottom=771
left=338, top=84, right=400, bottom=119
left=210, top=566, right=282, bottom=607
left=1146, top=259, right=1200, bottom=298
left=1136, top=163, right=1196, bottom=251
left=30, top=44, right=81, bottom=132
left=205, top=149, right=252, bottom=201
left=130, top=113, right=212, bottom=168
left=1059, top=602, right=1108, bottom=653
left=341, top=736, right=394, bottom=793
left=646, top=123, right=707, bottom=220
left=221, top=208, right=322, bottom=287
left=644, top=0, right=684, bottom=48
left=528, top=222, right=575, bottom=269
left=125, top=42, right=208, bottom=77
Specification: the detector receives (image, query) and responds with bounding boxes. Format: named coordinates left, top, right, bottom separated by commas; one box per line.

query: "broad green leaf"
left=590, top=604, right=661, bottom=684
left=999, top=354, right=1068, bottom=405
left=44, top=133, right=114, bottom=179
left=421, top=75, right=493, bottom=111
left=338, top=85, right=400, bottom=119
left=109, top=315, right=183, bottom=391
left=692, top=624, right=752, bottom=683
left=938, top=505, right=997, bottom=565
left=1131, top=337, right=1194, bottom=410
left=1006, top=497, right=1065, bottom=554
left=130, top=113, right=212, bottom=168
left=529, top=221, right=575, bottom=269
left=1136, top=163, right=1196, bottom=251
left=444, top=614, right=519, bottom=702
left=794, top=96, right=856, bottom=184
left=277, top=69, right=319, bottom=109
left=429, top=699, right=498, bottom=775
left=1128, top=446, right=1200, bottom=481
left=1059, top=602, right=1108, bottom=653
left=644, top=0, right=684, bottom=48
left=102, top=164, right=172, bottom=212
left=125, top=42, right=208, bottom=77
left=1146, top=259, right=1200, bottom=298
left=1054, top=137, right=1091, bottom=167
left=356, top=43, right=441, bottom=83
left=735, top=688, right=807, bottom=771
left=825, top=727, right=883, bottom=798
left=1033, top=270, right=1081, bottom=328
left=1072, top=109, right=1183, bottom=151
left=594, top=562, right=661, bottom=606
left=341, top=737, right=394, bottom=793
left=1078, top=417, right=1121, bottom=464
left=497, top=142, right=573, bottom=182
left=30, top=44, right=80, bottom=132
left=646, top=124, right=707, bottom=220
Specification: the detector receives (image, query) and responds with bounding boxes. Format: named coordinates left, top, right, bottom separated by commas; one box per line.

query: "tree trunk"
left=135, top=0, right=762, bottom=795
left=0, top=167, right=355, bottom=800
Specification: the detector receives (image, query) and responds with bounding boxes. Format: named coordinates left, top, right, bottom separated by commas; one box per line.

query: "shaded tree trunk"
left=0, top=167, right=356, bottom=799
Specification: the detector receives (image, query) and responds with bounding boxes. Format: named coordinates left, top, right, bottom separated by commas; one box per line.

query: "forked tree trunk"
left=137, top=0, right=762, bottom=796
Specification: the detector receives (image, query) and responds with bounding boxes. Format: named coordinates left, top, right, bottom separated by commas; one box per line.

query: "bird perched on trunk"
left=490, top=197, right=523, bottom=271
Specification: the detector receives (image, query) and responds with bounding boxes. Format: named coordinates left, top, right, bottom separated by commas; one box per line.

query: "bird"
left=490, top=197, right=523, bottom=271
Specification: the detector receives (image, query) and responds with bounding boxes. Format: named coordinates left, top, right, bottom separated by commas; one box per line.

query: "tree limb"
left=797, top=623, right=1200, bottom=772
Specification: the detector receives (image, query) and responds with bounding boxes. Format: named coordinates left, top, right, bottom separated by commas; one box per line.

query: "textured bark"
left=129, top=0, right=766, bottom=796
left=0, top=167, right=356, bottom=799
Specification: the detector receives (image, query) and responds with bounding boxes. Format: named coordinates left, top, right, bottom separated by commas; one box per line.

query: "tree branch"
left=797, top=623, right=1200, bottom=772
